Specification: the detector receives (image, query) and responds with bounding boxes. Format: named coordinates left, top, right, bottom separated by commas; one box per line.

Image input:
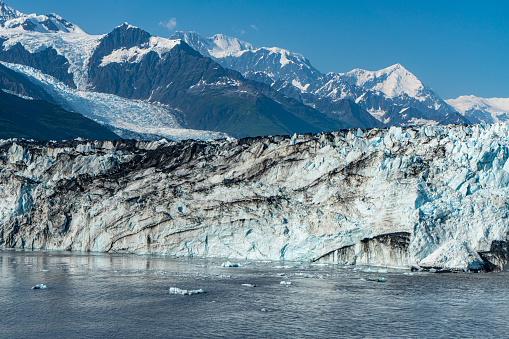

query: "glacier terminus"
left=2, top=123, right=509, bottom=272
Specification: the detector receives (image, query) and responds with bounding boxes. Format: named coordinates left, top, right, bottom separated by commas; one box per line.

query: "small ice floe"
left=31, top=284, right=47, bottom=289
left=169, top=287, right=205, bottom=295
left=241, top=283, right=258, bottom=288
left=280, top=281, right=292, bottom=285
left=222, top=261, right=242, bottom=267
left=362, top=268, right=389, bottom=274
left=361, top=278, right=387, bottom=283
left=41, top=270, right=49, bottom=272
left=260, top=308, right=275, bottom=312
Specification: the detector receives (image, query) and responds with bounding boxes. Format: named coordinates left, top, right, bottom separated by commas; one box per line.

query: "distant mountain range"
left=0, top=0, right=506, bottom=141
left=174, top=31, right=469, bottom=128
left=446, top=96, right=509, bottom=124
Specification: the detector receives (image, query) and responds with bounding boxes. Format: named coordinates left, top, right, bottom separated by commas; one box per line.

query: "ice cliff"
left=2, top=124, right=509, bottom=272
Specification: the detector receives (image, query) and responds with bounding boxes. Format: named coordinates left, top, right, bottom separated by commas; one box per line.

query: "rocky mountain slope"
left=2, top=124, right=509, bottom=272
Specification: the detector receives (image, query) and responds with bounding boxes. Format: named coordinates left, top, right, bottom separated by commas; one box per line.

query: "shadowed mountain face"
left=0, top=89, right=118, bottom=140
left=0, top=38, right=76, bottom=88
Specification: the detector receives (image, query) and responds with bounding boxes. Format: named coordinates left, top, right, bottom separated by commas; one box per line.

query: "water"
left=1, top=249, right=508, bottom=338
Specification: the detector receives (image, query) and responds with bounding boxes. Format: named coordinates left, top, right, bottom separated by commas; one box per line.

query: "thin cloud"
left=159, top=18, right=177, bottom=30
left=240, top=29, right=246, bottom=34
left=250, top=24, right=258, bottom=31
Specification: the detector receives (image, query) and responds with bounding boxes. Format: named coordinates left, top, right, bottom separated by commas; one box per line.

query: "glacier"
left=2, top=124, right=509, bottom=272
left=0, top=62, right=229, bottom=141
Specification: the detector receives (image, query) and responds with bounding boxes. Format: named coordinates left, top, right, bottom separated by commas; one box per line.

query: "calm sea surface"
left=1, top=249, right=508, bottom=338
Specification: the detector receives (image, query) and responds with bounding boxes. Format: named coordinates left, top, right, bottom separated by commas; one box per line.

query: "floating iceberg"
left=31, top=284, right=47, bottom=289
left=169, top=287, right=205, bottom=295
left=280, top=281, right=292, bottom=285
left=222, top=261, right=241, bottom=267
left=241, top=283, right=257, bottom=287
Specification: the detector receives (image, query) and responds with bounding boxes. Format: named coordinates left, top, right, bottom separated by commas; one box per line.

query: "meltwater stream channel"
left=1, top=249, right=508, bottom=338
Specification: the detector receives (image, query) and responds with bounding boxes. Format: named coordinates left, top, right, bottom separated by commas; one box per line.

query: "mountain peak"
left=115, top=22, right=144, bottom=31
left=0, top=2, right=84, bottom=33
left=171, top=31, right=254, bottom=58
left=343, top=64, right=425, bottom=99
left=0, top=1, right=23, bottom=25
left=384, top=63, right=405, bottom=71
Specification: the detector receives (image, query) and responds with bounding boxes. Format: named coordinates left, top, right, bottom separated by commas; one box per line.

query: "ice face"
left=1, top=124, right=509, bottom=271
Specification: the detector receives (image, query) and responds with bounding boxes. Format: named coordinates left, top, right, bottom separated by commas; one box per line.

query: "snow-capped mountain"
left=172, top=31, right=383, bottom=129
left=305, top=65, right=468, bottom=127
left=0, top=0, right=21, bottom=24
left=171, top=31, right=322, bottom=89
left=85, top=24, right=350, bottom=137
left=0, top=2, right=351, bottom=139
left=0, top=1, right=100, bottom=88
left=446, top=95, right=509, bottom=124
left=0, top=1, right=473, bottom=139
left=343, top=64, right=429, bottom=100
left=339, top=64, right=458, bottom=116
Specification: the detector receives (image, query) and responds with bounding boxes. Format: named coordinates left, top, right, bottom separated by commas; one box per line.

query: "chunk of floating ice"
left=169, top=287, right=205, bottom=295
left=280, top=281, right=292, bottom=285
left=241, top=283, right=257, bottom=287
left=260, top=308, right=274, bottom=312
left=222, top=261, right=241, bottom=267
left=31, top=284, right=47, bottom=289
left=362, top=268, right=389, bottom=274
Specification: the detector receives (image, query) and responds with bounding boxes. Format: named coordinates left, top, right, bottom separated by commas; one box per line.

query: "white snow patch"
left=401, top=118, right=439, bottom=127
left=100, top=37, right=180, bottom=67
left=291, top=79, right=309, bottom=92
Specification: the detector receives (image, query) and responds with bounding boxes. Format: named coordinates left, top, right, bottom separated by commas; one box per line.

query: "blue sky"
left=10, top=0, right=509, bottom=99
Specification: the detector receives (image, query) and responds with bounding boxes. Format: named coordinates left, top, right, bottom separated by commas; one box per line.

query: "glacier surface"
left=1, top=124, right=509, bottom=272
